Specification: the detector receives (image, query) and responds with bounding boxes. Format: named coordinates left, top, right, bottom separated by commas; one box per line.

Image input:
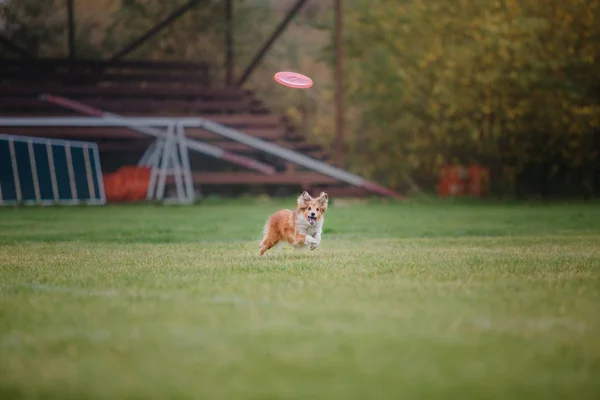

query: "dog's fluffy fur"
left=259, top=191, right=329, bottom=256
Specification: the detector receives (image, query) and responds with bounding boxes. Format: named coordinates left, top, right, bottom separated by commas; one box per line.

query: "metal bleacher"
left=0, top=58, right=341, bottom=196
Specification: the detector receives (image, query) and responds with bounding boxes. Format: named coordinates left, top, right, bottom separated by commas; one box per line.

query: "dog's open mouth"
left=308, top=216, right=317, bottom=225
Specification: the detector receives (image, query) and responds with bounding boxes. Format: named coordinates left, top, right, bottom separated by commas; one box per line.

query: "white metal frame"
left=39, top=94, right=276, bottom=176
left=0, top=133, right=106, bottom=206
left=143, top=122, right=194, bottom=203
left=0, top=116, right=403, bottom=199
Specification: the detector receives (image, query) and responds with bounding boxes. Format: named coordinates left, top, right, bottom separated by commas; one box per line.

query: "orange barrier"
left=467, top=165, right=490, bottom=197
left=437, top=165, right=465, bottom=198
left=438, top=164, right=489, bottom=198
left=103, top=166, right=151, bottom=202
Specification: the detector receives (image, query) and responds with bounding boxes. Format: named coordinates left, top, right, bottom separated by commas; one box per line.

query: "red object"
left=103, top=166, right=151, bottom=202
left=438, top=165, right=489, bottom=198
left=274, top=71, right=313, bottom=89
left=437, top=166, right=450, bottom=197
left=441, top=166, right=466, bottom=197
left=467, top=165, right=490, bottom=197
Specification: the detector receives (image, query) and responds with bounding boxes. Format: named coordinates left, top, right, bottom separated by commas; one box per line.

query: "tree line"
left=2, top=0, right=599, bottom=197
left=336, top=0, right=600, bottom=197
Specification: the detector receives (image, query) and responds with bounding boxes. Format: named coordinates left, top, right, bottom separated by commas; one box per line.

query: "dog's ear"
left=297, top=191, right=312, bottom=208
left=317, top=192, right=329, bottom=210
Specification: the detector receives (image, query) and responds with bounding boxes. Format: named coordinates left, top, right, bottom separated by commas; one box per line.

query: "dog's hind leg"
left=259, top=224, right=280, bottom=256
left=259, top=237, right=279, bottom=256
left=259, top=218, right=271, bottom=249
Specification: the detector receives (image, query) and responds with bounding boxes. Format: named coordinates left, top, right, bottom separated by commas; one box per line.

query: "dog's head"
left=297, top=191, right=329, bottom=226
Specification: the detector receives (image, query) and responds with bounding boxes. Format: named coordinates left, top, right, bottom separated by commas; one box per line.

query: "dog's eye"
left=316, top=208, right=320, bottom=211
left=308, top=207, right=312, bottom=211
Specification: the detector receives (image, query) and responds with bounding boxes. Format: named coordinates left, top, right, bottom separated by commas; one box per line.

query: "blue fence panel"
left=71, top=146, right=91, bottom=200
left=88, top=147, right=102, bottom=201
left=13, top=140, right=36, bottom=201
left=0, top=139, right=17, bottom=201
left=0, top=134, right=105, bottom=205
left=33, top=142, right=55, bottom=201
left=51, top=144, right=73, bottom=200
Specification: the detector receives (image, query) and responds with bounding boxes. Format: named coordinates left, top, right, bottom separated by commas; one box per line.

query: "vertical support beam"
left=335, top=0, right=345, bottom=168
left=47, top=141, right=60, bottom=202
left=83, top=144, right=96, bottom=200
left=169, top=143, right=185, bottom=202
left=176, top=123, right=194, bottom=202
left=225, top=0, right=234, bottom=86
left=92, top=146, right=106, bottom=203
left=67, top=0, right=76, bottom=60
left=156, top=123, right=176, bottom=200
left=65, top=144, right=78, bottom=201
left=8, top=138, right=22, bottom=202
left=237, top=0, right=309, bottom=86
left=28, top=139, right=41, bottom=204
left=146, top=137, right=164, bottom=200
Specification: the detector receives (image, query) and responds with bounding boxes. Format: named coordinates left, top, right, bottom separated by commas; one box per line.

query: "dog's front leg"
left=309, top=232, right=321, bottom=250
left=294, top=232, right=317, bottom=248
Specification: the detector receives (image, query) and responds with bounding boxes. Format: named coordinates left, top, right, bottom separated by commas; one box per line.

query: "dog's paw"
left=308, top=236, right=320, bottom=250
left=305, top=236, right=318, bottom=246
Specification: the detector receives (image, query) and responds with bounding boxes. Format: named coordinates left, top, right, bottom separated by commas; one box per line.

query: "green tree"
left=1, top=0, right=232, bottom=63
left=335, top=0, right=600, bottom=196
left=0, top=0, right=66, bottom=57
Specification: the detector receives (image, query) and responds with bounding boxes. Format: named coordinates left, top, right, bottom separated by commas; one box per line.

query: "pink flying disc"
left=274, top=71, right=313, bottom=89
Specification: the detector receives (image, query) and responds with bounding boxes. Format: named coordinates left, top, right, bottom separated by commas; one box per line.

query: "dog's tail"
left=259, top=216, right=271, bottom=248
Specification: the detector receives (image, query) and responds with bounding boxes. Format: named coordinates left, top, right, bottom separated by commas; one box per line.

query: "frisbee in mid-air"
left=274, top=71, right=313, bottom=89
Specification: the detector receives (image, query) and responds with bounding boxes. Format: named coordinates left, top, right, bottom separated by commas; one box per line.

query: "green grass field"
left=1, top=199, right=599, bottom=399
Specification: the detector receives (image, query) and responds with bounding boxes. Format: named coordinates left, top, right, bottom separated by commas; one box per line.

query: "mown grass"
left=1, top=199, right=599, bottom=399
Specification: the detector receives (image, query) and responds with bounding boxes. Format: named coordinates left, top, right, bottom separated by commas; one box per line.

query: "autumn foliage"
left=340, top=0, right=600, bottom=197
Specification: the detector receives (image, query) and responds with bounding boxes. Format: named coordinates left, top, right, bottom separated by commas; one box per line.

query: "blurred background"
left=1, top=0, right=599, bottom=202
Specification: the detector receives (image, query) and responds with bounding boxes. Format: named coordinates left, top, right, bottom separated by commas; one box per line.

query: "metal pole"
left=27, top=139, right=42, bottom=203
left=237, top=0, right=309, bottom=86
left=46, top=141, right=60, bottom=202
left=156, top=124, right=175, bottom=200
left=176, top=123, right=194, bottom=202
left=225, top=0, right=234, bottom=86
left=146, top=136, right=163, bottom=200
left=335, top=0, right=344, bottom=168
left=67, top=0, right=76, bottom=60
left=8, top=138, right=22, bottom=202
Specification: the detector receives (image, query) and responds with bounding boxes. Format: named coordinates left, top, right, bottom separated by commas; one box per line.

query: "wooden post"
left=67, top=0, right=75, bottom=60
left=335, top=0, right=344, bottom=167
left=225, top=0, right=234, bottom=86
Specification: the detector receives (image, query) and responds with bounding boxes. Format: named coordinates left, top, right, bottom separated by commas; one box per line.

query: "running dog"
left=259, top=191, right=329, bottom=256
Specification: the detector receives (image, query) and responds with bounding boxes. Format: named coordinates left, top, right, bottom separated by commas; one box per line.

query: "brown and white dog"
left=259, top=191, right=329, bottom=256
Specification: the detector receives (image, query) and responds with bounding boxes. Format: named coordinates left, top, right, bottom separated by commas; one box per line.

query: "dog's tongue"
left=308, top=216, right=316, bottom=225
